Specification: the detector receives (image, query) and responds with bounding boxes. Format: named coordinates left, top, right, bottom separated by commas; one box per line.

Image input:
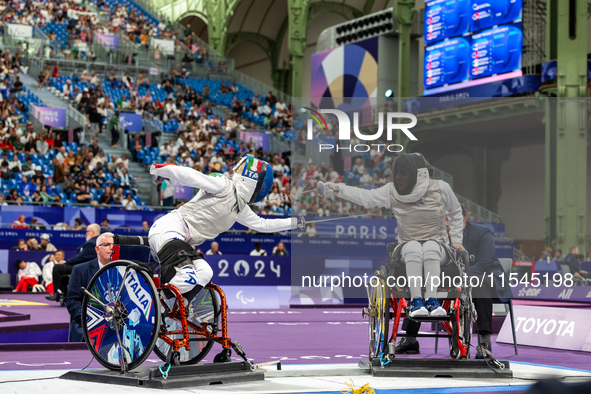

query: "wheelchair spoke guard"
left=82, top=260, right=161, bottom=372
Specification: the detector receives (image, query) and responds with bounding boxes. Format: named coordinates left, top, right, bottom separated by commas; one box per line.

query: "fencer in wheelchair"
left=318, top=153, right=471, bottom=359
left=149, top=156, right=299, bottom=306
left=319, top=153, right=465, bottom=315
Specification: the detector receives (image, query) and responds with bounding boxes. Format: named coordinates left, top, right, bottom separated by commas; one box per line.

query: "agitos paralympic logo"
left=301, top=107, right=418, bottom=153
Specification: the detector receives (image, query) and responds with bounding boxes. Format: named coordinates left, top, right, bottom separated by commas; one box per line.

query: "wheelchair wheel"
left=449, top=316, right=461, bottom=359
left=154, top=287, right=220, bottom=365
left=81, top=260, right=160, bottom=371
left=459, top=295, right=473, bottom=359
left=367, top=270, right=388, bottom=360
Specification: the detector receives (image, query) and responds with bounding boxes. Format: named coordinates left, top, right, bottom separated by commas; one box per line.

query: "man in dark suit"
left=66, top=232, right=114, bottom=342
left=46, top=223, right=100, bottom=303
left=395, top=206, right=511, bottom=358
left=563, top=246, right=591, bottom=281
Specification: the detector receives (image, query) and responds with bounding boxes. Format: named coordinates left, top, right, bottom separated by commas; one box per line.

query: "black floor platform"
left=60, top=361, right=264, bottom=389
left=359, top=358, right=513, bottom=379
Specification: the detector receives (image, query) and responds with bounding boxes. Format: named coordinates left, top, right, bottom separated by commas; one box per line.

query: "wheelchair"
left=363, top=242, right=473, bottom=362
left=80, top=236, right=252, bottom=373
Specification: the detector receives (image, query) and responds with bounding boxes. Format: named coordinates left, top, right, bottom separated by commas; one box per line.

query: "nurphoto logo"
left=301, top=107, right=418, bottom=152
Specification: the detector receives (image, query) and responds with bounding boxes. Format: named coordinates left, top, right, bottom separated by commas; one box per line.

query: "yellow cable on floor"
left=341, top=378, right=375, bottom=394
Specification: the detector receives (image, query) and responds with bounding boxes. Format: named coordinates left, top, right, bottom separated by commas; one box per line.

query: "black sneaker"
left=476, top=343, right=492, bottom=359
left=46, top=294, right=59, bottom=301
left=394, top=338, right=420, bottom=354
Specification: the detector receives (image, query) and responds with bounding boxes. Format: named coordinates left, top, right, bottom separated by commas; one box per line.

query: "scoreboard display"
left=424, top=37, right=471, bottom=88
left=470, top=24, right=523, bottom=79
left=424, top=0, right=523, bottom=94
left=471, top=0, right=523, bottom=32
left=424, top=0, right=470, bottom=45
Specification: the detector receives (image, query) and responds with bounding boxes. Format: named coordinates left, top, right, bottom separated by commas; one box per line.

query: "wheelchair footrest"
left=404, top=315, right=453, bottom=323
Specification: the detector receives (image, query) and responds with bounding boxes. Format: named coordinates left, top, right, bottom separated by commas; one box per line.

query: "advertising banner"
left=150, top=38, right=175, bottom=56
left=33, top=107, right=66, bottom=128
left=119, top=113, right=142, bottom=132
left=497, top=305, right=591, bottom=352
left=171, top=179, right=194, bottom=200
left=7, top=24, right=33, bottom=38
left=207, top=255, right=290, bottom=286
left=95, top=33, right=119, bottom=49
left=239, top=131, right=270, bottom=151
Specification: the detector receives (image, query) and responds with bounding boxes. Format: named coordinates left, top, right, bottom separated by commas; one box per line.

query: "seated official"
left=396, top=206, right=512, bottom=359
left=66, top=232, right=114, bottom=342
left=563, top=246, right=591, bottom=281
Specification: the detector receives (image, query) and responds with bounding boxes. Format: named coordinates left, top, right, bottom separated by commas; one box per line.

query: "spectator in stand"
left=554, top=249, right=563, bottom=262
left=18, top=175, right=33, bottom=198
left=542, top=247, right=553, bottom=264
left=12, top=215, right=27, bottom=229
left=14, top=259, right=42, bottom=292
left=43, top=250, right=66, bottom=295
left=63, top=80, right=73, bottom=97
left=10, top=76, right=23, bottom=94
left=122, top=192, right=137, bottom=210
left=250, top=242, right=267, bottom=256
left=141, top=221, right=150, bottom=232
left=563, top=246, right=591, bottom=281
left=72, top=218, right=86, bottom=231
left=206, top=242, right=222, bottom=255
left=100, top=219, right=111, bottom=232
left=28, top=238, right=40, bottom=251
left=40, top=234, right=57, bottom=252
left=50, top=154, right=64, bottom=182
left=160, top=178, right=175, bottom=206
left=108, top=111, right=120, bottom=148
left=272, top=241, right=289, bottom=256
left=99, top=186, right=114, bottom=205
left=76, top=184, right=93, bottom=205
left=47, top=223, right=100, bottom=304
left=86, top=102, right=102, bottom=139
left=29, top=217, right=46, bottom=230
left=12, top=239, right=28, bottom=251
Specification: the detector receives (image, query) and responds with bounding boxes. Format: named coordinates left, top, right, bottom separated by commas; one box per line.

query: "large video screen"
left=470, top=23, right=523, bottom=79
left=424, top=37, right=471, bottom=89
left=423, top=0, right=523, bottom=95
left=471, top=0, right=523, bottom=32
left=424, top=0, right=470, bottom=45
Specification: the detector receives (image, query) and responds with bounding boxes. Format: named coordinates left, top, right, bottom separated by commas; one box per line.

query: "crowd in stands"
left=1, top=118, right=145, bottom=207
left=0, top=0, right=224, bottom=68
left=47, top=67, right=292, bottom=137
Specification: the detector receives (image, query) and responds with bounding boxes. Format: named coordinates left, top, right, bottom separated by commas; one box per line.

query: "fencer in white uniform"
left=318, top=153, right=464, bottom=317
left=149, top=155, right=297, bottom=300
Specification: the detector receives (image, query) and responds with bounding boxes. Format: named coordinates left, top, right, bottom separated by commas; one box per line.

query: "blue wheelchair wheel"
left=81, top=260, right=161, bottom=372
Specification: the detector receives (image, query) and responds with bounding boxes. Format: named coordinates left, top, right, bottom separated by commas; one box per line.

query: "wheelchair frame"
left=80, top=240, right=253, bottom=374
left=364, top=242, right=474, bottom=362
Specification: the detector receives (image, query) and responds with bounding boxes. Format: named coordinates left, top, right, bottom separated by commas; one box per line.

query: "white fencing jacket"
left=150, top=164, right=295, bottom=247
